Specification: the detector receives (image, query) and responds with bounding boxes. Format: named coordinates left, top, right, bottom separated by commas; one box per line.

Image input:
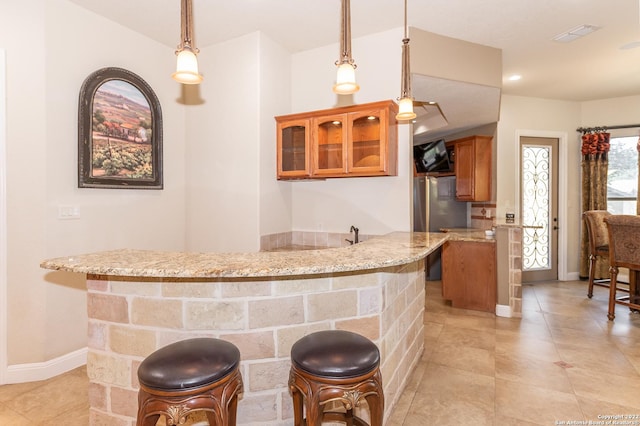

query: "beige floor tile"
left=423, top=321, right=444, bottom=340
left=404, top=364, right=495, bottom=426
left=548, top=325, right=613, bottom=349
left=495, top=378, right=583, bottom=424
left=495, top=352, right=573, bottom=393
left=4, top=369, right=88, bottom=423
left=423, top=308, right=449, bottom=325
left=566, top=366, right=640, bottom=410
left=442, top=312, right=496, bottom=333
left=555, top=342, right=638, bottom=376
left=435, top=324, right=496, bottom=351
left=0, top=380, right=44, bottom=403
left=0, top=403, right=33, bottom=425
left=494, top=414, right=545, bottom=426
left=576, top=395, right=640, bottom=423
left=429, top=341, right=495, bottom=377
left=495, top=331, right=559, bottom=362
left=495, top=319, right=554, bottom=342
left=543, top=311, right=602, bottom=332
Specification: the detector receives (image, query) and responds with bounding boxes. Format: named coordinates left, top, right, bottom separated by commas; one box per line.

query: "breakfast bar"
left=40, top=232, right=447, bottom=425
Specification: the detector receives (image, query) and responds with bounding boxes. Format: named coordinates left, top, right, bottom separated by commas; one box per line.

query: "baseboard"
left=495, top=304, right=512, bottom=318
left=565, top=271, right=580, bottom=281
left=4, top=347, right=87, bottom=384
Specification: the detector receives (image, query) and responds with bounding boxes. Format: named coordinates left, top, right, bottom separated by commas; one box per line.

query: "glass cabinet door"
left=348, top=109, right=387, bottom=173
left=312, top=115, right=347, bottom=175
left=277, top=119, right=310, bottom=178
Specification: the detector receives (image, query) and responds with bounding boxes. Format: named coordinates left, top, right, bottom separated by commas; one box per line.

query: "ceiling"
left=69, top=0, right=640, bottom=138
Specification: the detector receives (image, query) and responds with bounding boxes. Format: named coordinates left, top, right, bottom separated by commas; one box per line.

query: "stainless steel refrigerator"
left=413, top=175, right=468, bottom=279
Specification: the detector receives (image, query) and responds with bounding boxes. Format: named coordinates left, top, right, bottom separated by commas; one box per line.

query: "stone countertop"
left=40, top=232, right=448, bottom=279
left=439, top=228, right=496, bottom=243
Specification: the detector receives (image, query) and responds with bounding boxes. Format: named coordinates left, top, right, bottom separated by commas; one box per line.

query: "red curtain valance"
left=581, top=132, right=610, bottom=156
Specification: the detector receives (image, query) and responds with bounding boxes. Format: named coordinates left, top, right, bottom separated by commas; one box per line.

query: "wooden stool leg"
left=227, top=394, right=239, bottom=426
left=587, top=254, right=596, bottom=298
left=608, top=266, right=618, bottom=320
left=305, top=394, right=323, bottom=426
left=364, top=394, right=383, bottom=426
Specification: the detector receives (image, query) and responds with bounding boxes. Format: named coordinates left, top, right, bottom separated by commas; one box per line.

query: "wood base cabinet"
left=441, top=240, right=496, bottom=313
left=276, top=100, right=398, bottom=180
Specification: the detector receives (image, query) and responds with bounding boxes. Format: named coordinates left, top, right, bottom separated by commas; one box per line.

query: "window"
left=607, top=136, right=638, bottom=214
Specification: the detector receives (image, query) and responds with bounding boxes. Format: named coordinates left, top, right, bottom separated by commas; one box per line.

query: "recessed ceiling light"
left=620, top=41, right=640, bottom=50
left=552, top=24, right=601, bottom=43
left=508, top=74, right=522, bottom=81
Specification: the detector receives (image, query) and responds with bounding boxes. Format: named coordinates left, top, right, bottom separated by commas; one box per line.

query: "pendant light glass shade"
left=172, top=0, right=203, bottom=84
left=334, top=63, right=359, bottom=95
left=333, top=0, right=359, bottom=95
left=396, top=0, right=416, bottom=121
left=173, top=48, right=203, bottom=84
left=397, top=96, right=417, bottom=121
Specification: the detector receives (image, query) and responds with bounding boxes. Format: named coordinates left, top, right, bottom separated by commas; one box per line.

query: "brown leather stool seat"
left=136, top=338, right=243, bottom=426
left=289, top=330, right=384, bottom=426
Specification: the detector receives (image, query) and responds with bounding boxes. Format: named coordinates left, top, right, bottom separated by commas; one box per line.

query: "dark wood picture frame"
left=78, top=67, right=163, bottom=189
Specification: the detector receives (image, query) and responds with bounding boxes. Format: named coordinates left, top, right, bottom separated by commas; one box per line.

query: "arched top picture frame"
left=78, top=67, right=163, bottom=189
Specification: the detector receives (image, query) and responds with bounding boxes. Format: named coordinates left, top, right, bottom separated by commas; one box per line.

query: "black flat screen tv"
left=413, top=139, right=451, bottom=173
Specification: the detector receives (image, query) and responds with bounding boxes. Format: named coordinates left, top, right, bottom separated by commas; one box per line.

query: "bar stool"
left=136, top=338, right=243, bottom=426
left=289, top=330, right=384, bottom=426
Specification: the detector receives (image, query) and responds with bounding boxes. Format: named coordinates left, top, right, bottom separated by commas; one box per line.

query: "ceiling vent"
left=552, top=24, right=601, bottom=43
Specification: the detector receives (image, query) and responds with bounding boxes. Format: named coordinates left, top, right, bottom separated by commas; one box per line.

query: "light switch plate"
left=58, top=205, right=80, bottom=220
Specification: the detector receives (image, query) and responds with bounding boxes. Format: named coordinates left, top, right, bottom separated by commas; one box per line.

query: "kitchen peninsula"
left=41, top=232, right=447, bottom=425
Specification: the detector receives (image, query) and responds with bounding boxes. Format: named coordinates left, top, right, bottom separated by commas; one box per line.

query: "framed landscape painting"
left=78, top=67, right=163, bottom=189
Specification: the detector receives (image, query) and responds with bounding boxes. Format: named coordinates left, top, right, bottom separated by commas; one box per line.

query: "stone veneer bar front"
left=41, top=232, right=447, bottom=426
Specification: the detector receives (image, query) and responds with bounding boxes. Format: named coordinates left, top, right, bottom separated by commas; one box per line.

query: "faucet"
left=345, top=225, right=359, bottom=245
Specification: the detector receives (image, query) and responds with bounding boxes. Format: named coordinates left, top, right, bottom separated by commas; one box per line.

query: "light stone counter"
left=40, top=232, right=446, bottom=426
left=41, top=231, right=448, bottom=278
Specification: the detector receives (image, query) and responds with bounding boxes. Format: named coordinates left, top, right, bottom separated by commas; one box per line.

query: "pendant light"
left=396, top=0, right=416, bottom=121
left=333, top=0, right=360, bottom=95
left=172, top=0, right=203, bottom=84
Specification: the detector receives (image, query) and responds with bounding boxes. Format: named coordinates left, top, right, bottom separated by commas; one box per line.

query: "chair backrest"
left=583, top=210, right=611, bottom=253
left=605, top=215, right=640, bottom=270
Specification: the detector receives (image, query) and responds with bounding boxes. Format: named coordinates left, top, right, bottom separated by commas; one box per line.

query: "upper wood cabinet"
left=276, top=100, right=398, bottom=180
left=452, top=135, right=492, bottom=201
left=276, top=119, right=311, bottom=179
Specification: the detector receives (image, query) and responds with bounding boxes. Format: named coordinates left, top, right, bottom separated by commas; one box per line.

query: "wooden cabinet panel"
left=453, top=135, right=492, bottom=201
left=442, top=240, right=496, bottom=313
left=313, top=114, right=347, bottom=175
left=276, top=119, right=310, bottom=179
left=276, top=100, right=398, bottom=180
left=454, top=139, right=475, bottom=200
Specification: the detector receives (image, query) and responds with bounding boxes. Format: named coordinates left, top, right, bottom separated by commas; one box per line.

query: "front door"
left=520, top=137, right=559, bottom=282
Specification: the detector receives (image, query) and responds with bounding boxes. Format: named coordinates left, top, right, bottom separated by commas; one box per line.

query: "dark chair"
left=604, top=215, right=640, bottom=321
left=289, top=330, right=384, bottom=426
left=136, top=338, right=243, bottom=426
left=583, top=210, right=612, bottom=297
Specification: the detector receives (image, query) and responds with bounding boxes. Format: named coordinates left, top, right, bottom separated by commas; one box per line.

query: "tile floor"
left=1, top=280, right=639, bottom=425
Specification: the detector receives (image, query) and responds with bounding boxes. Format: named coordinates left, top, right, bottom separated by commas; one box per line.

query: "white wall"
left=259, top=35, right=295, bottom=236
left=185, top=33, right=261, bottom=252
left=290, top=28, right=413, bottom=235
left=2, top=0, right=188, bottom=372
left=184, top=31, right=295, bottom=252
left=581, top=95, right=640, bottom=126
left=497, top=95, right=582, bottom=277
